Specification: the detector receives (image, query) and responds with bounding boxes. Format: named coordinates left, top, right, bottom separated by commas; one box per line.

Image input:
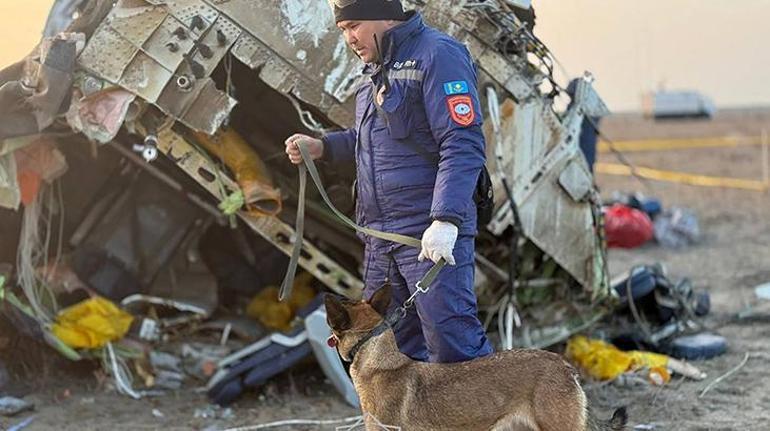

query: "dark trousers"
left=363, top=236, right=493, bottom=363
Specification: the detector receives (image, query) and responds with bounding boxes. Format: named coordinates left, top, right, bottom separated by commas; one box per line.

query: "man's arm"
left=322, top=128, right=357, bottom=164
left=422, top=40, right=486, bottom=227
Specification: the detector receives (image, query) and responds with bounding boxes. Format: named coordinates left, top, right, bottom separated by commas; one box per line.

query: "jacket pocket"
left=380, top=84, right=413, bottom=140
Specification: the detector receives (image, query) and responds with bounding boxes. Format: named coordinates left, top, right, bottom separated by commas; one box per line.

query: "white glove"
left=418, top=220, right=458, bottom=265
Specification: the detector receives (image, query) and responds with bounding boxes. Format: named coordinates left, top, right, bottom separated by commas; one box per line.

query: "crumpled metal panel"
left=258, top=58, right=298, bottom=95
left=559, top=159, right=593, bottom=202
left=564, top=78, right=611, bottom=122
left=142, top=14, right=196, bottom=72
left=406, top=0, right=466, bottom=24
left=159, top=0, right=220, bottom=37
left=230, top=31, right=270, bottom=68
left=516, top=147, right=598, bottom=291
left=156, top=71, right=208, bottom=119
left=155, top=73, right=236, bottom=134
left=193, top=15, right=241, bottom=76
left=205, top=0, right=361, bottom=102
left=78, top=23, right=139, bottom=83
left=73, top=0, right=606, bottom=270
left=231, top=29, right=353, bottom=123
left=0, top=153, right=20, bottom=210
left=180, top=79, right=237, bottom=134
left=415, top=1, right=545, bottom=104
left=119, top=51, right=173, bottom=103
left=77, top=0, right=237, bottom=133
left=107, top=4, right=167, bottom=47
left=486, top=84, right=608, bottom=292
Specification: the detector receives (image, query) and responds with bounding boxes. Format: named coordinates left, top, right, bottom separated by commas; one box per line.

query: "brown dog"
left=325, top=286, right=627, bottom=431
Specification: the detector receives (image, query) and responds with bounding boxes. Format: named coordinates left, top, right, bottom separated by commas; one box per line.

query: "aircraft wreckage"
left=0, top=0, right=611, bottom=358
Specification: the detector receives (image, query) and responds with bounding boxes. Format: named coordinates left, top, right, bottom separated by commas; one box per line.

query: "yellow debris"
left=648, top=365, right=671, bottom=386
left=194, top=128, right=282, bottom=216
left=246, top=272, right=316, bottom=332
left=566, top=336, right=670, bottom=383
left=52, top=297, right=134, bottom=349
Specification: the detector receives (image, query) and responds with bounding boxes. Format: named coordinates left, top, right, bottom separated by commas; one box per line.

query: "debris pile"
left=0, top=0, right=722, bottom=412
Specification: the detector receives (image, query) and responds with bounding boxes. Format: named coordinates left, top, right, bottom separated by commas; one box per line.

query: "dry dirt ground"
left=2, top=110, right=770, bottom=430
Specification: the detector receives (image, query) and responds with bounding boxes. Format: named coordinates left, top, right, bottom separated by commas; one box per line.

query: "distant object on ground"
left=642, top=91, right=716, bottom=120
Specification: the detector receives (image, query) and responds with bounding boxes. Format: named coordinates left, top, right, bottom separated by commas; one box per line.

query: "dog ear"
left=368, top=284, right=392, bottom=317
left=325, top=294, right=351, bottom=331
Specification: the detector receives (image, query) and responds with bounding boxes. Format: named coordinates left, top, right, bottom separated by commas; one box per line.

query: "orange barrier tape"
left=598, top=136, right=763, bottom=153
left=596, top=163, right=769, bottom=192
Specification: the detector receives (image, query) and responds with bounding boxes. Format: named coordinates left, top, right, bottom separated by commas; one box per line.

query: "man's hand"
left=285, top=134, right=324, bottom=165
left=418, top=220, right=458, bottom=265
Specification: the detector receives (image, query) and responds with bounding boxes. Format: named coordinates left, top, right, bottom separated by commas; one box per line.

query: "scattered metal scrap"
left=0, top=396, right=34, bottom=417
left=0, top=0, right=616, bottom=398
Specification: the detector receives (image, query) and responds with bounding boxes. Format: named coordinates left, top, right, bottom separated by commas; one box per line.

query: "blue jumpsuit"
left=322, top=12, right=493, bottom=363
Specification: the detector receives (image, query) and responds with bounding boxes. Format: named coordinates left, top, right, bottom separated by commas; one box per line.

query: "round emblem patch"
left=446, top=95, right=476, bottom=126
left=454, top=103, right=471, bottom=115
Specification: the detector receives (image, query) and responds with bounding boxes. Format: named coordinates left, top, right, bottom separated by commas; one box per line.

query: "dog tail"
left=587, top=407, right=628, bottom=431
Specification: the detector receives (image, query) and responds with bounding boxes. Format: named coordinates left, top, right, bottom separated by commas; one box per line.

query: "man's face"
left=337, top=19, right=396, bottom=63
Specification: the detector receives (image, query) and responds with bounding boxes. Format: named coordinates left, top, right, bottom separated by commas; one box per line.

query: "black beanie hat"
left=331, top=0, right=406, bottom=23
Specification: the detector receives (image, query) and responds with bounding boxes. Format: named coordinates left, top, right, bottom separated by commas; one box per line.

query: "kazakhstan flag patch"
left=443, top=81, right=469, bottom=95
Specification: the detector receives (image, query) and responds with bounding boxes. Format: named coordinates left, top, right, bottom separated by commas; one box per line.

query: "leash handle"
left=279, top=142, right=444, bottom=301
left=279, top=163, right=306, bottom=301
left=298, top=142, right=421, bottom=248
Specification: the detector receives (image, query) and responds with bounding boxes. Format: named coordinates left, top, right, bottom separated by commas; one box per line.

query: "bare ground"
left=585, top=111, right=770, bottom=431
left=3, top=111, right=770, bottom=430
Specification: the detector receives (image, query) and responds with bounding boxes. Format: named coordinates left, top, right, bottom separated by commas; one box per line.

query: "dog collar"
left=343, top=308, right=404, bottom=362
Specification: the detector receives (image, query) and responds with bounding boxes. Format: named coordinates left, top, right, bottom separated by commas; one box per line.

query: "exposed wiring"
left=486, top=85, right=524, bottom=350
left=221, top=415, right=365, bottom=431
left=16, top=183, right=67, bottom=324
left=699, top=352, right=750, bottom=398
left=287, top=94, right=328, bottom=136
left=104, top=342, right=142, bottom=400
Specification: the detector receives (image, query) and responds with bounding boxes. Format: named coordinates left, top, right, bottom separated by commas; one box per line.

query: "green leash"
left=279, top=142, right=446, bottom=301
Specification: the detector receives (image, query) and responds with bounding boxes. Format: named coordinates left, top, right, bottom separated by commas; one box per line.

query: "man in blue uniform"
left=285, top=0, right=492, bottom=363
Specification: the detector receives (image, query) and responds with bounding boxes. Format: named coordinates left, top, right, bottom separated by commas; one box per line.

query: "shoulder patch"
left=446, top=95, right=475, bottom=127
left=443, top=81, right=469, bottom=95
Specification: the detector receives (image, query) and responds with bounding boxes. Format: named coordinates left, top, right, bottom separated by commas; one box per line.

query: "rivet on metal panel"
left=143, top=14, right=195, bottom=73
left=170, top=3, right=219, bottom=36
left=216, top=29, right=227, bottom=46
left=82, top=76, right=104, bottom=96
left=173, top=27, right=188, bottom=40
left=177, top=75, right=194, bottom=92
left=182, top=53, right=206, bottom=79
left=190, top=15, right=205, bottom=31
left=193, top=40, right=214, bottom=59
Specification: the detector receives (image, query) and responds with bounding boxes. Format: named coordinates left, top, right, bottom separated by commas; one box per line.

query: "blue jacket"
left=322, top=12, right=486, bottom=240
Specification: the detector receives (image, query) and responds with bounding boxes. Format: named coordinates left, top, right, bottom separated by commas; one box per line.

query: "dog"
left=325, top=285, right=627, bottom=431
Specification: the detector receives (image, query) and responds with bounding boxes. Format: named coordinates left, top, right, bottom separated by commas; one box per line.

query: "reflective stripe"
left=390, top=69, right=424, bottom=82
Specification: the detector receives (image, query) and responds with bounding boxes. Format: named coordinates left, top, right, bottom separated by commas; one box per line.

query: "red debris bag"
left=604, top=204, right=654, bottom=248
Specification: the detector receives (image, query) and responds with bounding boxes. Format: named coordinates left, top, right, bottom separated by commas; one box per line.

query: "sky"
left=0, top=1, right=52, bottom=68
left=2, top=1, right=769, bottom=113
left=535, top=0, right=770, bottom=112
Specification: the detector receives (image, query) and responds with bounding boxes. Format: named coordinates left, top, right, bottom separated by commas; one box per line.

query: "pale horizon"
left=535, top=0, right=770, bottom=112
